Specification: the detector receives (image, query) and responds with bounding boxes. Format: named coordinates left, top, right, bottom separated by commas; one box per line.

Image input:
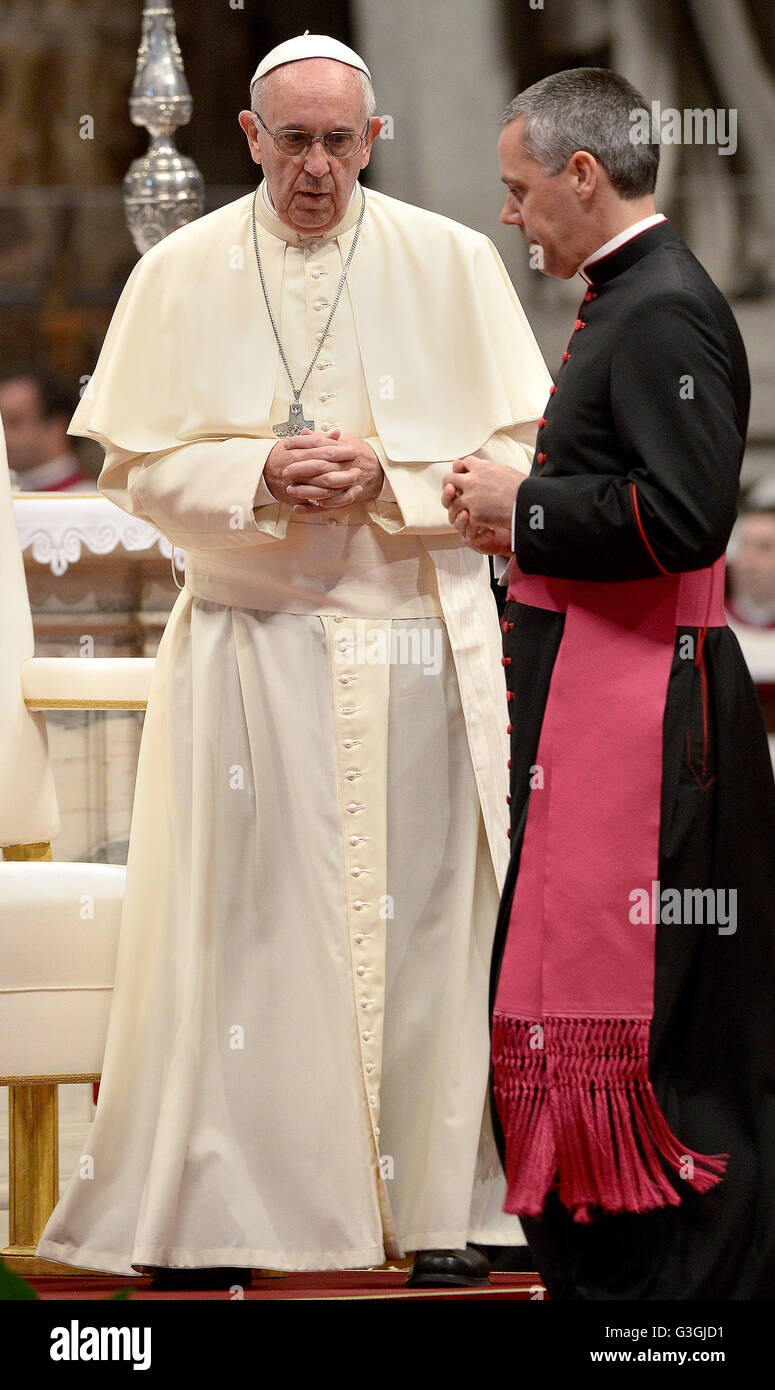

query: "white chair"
left=0, top=420, right=154, bottom=1276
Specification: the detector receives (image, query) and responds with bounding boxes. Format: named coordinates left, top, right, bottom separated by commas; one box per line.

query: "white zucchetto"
left=250, top=31, right=371, bottom=96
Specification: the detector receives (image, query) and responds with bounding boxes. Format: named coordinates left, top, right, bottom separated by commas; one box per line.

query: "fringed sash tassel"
left=492, top=1014, right=727, bottom=1224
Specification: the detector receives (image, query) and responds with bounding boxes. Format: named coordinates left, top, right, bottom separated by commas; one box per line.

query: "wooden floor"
left=27, top=1269, right=547, bottom=1301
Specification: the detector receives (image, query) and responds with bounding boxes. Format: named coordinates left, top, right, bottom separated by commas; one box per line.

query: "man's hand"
left=441, top=456, right=523, bottom=554
left=264, top=430, right=384, bottom=513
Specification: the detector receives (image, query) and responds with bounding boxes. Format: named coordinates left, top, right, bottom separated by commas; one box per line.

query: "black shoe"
left=146, top=1266, right=253, bottom=1290
left=406, top=1244, right=490, bottom=1288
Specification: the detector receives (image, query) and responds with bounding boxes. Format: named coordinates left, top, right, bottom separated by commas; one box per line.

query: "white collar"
left=579, top=213, right=667, bottom=283
left=729, top=593, right=775, bottom=627
left=19, top=453, right=82, bottom=490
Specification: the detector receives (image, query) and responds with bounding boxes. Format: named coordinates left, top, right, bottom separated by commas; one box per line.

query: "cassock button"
left=507, top=828, right=511, bottom=839
left=549, top=384, right=557, bottom=395
left=562, top=351, right=571, bottom=363
left=507, top=758, right=512, bottom=769
left=502, top=656, right=512, bottom=667
left=507, top=723, right=513, bottom=734
left=537, top=452, right=547, bottom=464
left=538, top=417, right=547, bottom=428
left=506, top=795, right=511, bottom=806
left=506, top=690, right=514, bottom=702
left=574, top=318, right=586, bottom=331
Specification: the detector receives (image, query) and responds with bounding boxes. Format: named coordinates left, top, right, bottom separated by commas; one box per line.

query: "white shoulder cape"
left=69, top=185, right=549, bottom=463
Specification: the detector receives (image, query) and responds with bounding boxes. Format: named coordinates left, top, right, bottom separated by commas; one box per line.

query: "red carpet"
left=28, top=1269, right=547, bottom=1301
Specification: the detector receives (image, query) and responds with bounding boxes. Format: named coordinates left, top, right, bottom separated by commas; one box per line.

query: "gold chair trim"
left=1, top=1073, right=100, bottom=1084
left=24, top=698, right=147, bottom=710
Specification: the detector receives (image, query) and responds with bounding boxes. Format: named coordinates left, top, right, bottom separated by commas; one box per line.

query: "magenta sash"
left=492, top=557, right=729, bottom=1222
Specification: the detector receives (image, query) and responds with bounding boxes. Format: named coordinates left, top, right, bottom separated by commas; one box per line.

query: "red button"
left=506, top=690, right=514, bottom=702
left=583, top=290, right=597, bottom=302
left=537, top=452, right=547, bottom=464
left=502, top=656, right=512, bottom=666
left=562, top=351, right=571, bottom=363
left=538, top=416, right=547, bottom=428
left=507, top=828, right=511, bottom=839
left=506, top=795, right=511, bottom=806
left=574, top=318, right=585, bottom=331
left=549, top=384, right=557, bottom=395
left=507, top=758, right=512, bottom=769
left=507, top=724, right=513, bottom=734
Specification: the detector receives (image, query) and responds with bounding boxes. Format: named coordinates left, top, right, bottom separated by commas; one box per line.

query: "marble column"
left=352, top=0, right=516, bottom=267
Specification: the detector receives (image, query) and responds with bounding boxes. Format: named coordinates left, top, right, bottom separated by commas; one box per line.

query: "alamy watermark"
left=629, top=102, right=737, bottom=156
left=334, top=621, right=442, bottom=676
left=629, top=881, right=737, bottom=934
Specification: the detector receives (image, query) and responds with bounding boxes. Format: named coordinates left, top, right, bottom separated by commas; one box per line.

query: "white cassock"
left=36, top=180, right=552, bottom=1274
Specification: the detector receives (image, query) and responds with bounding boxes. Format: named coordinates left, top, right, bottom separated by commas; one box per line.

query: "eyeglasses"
left=252, top=111, right=370, bottom=160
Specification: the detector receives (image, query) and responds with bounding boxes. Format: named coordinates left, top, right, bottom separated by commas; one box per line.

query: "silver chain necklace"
left=251, top=184, right=367, bottom=437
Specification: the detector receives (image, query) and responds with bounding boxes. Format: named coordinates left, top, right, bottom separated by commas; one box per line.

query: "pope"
left=36, top=34, right=552, bottom=1287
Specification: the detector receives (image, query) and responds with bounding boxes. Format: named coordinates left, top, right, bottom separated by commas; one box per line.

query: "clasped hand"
left=264, top=429, right=383, bottom=513
left=441, top=456, right=523, bottom=554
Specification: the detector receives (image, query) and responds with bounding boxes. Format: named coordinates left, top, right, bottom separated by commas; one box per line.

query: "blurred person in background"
left=0, top=369, right=96, bottom=491
left=726, top=506, right=775, bottom=630
left=726, top=506, right=775, bottom=749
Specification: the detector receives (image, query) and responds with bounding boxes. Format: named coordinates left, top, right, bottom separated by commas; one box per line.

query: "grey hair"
left=502, top=68, right=658, bottom=199
left=251, top=67, right=377, bottom=123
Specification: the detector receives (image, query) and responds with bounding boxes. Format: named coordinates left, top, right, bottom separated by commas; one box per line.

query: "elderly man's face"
left=239, top=59, right=380, bottom=235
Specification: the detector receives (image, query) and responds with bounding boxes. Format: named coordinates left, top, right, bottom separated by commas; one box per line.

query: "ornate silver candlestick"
left=123, top=1, right=205, bottom=255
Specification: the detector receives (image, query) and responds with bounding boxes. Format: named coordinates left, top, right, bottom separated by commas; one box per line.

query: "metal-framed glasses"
left=252, top=111, right=370, bottom=159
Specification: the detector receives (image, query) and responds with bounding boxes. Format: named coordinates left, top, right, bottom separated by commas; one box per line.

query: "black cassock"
left=490, top=221, right=775, bottom=1300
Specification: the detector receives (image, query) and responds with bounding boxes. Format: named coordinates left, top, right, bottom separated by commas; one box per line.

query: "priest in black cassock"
left=443, top=67, right=775, bottom=1300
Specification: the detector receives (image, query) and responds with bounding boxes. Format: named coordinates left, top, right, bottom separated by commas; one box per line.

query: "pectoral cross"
left=273, top=398, right=315, bottom=438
